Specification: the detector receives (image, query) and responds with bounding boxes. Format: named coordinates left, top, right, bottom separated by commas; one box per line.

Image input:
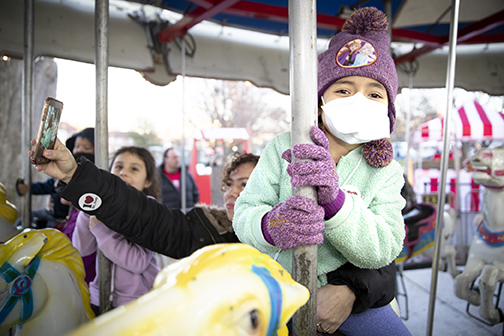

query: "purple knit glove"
left=282, top=126, right=345, bottom=218
left=262, top=196, right=325, bottom=249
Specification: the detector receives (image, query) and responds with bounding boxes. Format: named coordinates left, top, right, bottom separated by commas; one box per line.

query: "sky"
left=55, top=58, right=184, bottom=138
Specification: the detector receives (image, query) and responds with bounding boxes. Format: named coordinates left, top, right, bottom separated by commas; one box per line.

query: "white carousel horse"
left=423, top=208, right=459, bottom=278
left=66, top=243, right=309, bottom=336
left=0, top=182, right=21, bottom=243
left=396, top=204, right=459, bottom=278
left=0, top=228, right=94, bottom=335
left=454, top=146, right=504, bottom=324
left=395, top=203, right=458, bottom=319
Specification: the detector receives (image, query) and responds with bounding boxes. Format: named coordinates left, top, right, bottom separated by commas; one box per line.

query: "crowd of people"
left=14, top=7, right=412, bottom=335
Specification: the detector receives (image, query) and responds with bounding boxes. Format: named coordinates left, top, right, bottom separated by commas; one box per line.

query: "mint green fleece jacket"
left=233, top=131, right=406, bottom=287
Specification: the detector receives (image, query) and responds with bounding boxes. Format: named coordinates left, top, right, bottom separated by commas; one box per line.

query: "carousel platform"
left=399, top=266, right=503, bottom=336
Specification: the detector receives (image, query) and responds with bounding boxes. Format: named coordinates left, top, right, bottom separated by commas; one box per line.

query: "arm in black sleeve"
left=326, top=261, right=396, bottom=314
left=57, top=157, right=197, bottom=259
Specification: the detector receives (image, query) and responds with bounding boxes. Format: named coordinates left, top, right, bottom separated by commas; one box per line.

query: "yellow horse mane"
left=37, top=229, right=95, bottom=319
left=2, top=229, right=95, bottom=320
left=0, top=182, right=17, bottom=223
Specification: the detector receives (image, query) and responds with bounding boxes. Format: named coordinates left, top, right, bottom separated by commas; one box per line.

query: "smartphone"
left=31, top=97, right=64, bottom=165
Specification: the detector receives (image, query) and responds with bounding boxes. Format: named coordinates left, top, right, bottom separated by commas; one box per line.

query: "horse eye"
left=235, top=308, right=262, bottom=335
left=249, top=309, right=259, bottom=330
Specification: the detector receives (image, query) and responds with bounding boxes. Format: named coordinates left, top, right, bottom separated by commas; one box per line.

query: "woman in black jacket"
left=33, top=142, right=397, bottom=333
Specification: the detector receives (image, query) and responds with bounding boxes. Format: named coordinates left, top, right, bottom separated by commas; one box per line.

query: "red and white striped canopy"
left=414, top=100, right=504, bottom=143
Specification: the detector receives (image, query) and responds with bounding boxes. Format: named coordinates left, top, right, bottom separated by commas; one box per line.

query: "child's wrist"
left=322, top=189, right=345, bottom=219
left=64, top=164, right=80, bottom=184
left=261, top=214, right=275, bottom=245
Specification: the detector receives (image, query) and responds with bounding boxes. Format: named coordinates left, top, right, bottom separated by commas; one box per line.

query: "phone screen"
left=31, top=97, right=64, bottom=164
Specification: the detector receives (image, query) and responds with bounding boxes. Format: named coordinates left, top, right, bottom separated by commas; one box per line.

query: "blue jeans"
left=338, top=304, right=411, bottom=336
left=287, top=304, right=411, bottom=335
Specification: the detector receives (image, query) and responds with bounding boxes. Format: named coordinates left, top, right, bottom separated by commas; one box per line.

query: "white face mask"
left=321, top=92, right=390, bottom=144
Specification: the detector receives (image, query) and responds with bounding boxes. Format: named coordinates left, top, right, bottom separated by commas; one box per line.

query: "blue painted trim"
left=252, top=265, right=282, bottom=336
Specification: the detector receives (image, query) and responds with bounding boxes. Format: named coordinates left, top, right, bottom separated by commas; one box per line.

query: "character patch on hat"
left=78, top=193, right=102, bottom=211
left=336, top=39, right=377, bottom=68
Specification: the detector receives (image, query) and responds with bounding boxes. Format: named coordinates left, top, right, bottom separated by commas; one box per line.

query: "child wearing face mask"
left=233, top=7, right=410, bottom=336
left=72, top=147, right=160, bottom=316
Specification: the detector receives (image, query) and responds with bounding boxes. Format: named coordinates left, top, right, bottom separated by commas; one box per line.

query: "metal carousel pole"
left=95, top=0, right=113, bottom=315
left=181, top=37, right=187, bottom=213
left=21, top=0, right=34, bottom=229
left=426, top=0, right=460, bottom=335
left=289, top=0, right=318, bottom=335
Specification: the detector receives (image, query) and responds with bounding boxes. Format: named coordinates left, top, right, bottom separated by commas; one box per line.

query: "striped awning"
left=413, top=100, right=504, bottom=143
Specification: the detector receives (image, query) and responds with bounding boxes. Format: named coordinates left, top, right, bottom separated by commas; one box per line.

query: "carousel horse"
left=454, top=146, right=504, bottom=325
left=423, top=207, right=459, bottom=278
left=395, top=203, right=458, bottom=319
left=396, top=204, right=458, bottom=278
left=66, top=243, right=309, bottom=336
left=0, top=182, right=21, bottom=242
left=0, top=228, right=94, bottom=335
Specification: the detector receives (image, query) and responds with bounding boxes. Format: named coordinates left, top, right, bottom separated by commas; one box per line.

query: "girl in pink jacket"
left=72, top=146, right=161, bottom=316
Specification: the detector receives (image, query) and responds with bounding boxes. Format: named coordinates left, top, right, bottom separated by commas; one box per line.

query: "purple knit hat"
left=318, top=7, right=398, bottom=134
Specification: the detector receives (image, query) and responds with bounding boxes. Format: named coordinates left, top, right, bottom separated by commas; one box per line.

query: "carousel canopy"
left=1, top=0, right=504, bottom=95
left=413, top=100, right=504, bottom=143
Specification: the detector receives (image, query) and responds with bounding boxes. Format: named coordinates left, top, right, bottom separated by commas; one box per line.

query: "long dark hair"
left=109, top=146, right=161, bottom=200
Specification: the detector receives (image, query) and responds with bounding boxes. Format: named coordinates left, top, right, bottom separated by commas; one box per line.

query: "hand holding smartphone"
left=30, top=97, right=63, bottom=165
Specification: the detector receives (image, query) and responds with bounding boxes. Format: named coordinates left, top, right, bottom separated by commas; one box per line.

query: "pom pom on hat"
left=363, top=138, right=393, bottom=168
left=341, top=7, right=388, bottom=34
left=318, top=7, right=398, bottom=133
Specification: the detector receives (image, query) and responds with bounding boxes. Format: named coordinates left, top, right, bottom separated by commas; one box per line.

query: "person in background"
left=15, top=176, right=68, bottom=228
left=159, top=147, right=199, bottom=211
left=33, top=145, right=400, bottom=332
left=65, top=127, right=95, bottom=155
left=15, top=127, right=95, bottom=228
left=233, top=7, right=410, bottom=335
left=72, top=146, right=160, bottom=316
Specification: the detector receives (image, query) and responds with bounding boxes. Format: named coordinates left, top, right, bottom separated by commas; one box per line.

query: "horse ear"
left=6, top=229, right=47, bottom=270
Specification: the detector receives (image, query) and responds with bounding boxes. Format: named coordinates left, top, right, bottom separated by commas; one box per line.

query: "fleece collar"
left=197, top=204, right=233, bottom=235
